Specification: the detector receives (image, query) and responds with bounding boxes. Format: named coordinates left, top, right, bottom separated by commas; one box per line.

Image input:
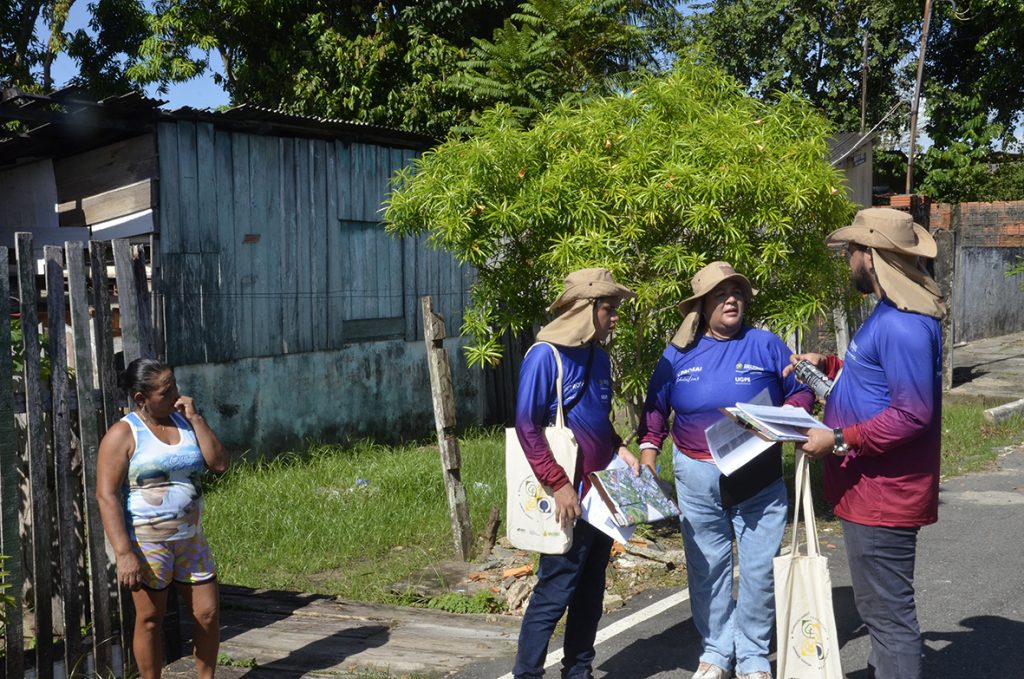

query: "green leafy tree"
left=916, top=0, right=1024, bottom=201
left=386, top=57, right=854, bottom=409
left=123, top=0, right=681, bottom=134
left=457, top=0, right=683, bottom=127
left=678, top=0, right=920, bottom=135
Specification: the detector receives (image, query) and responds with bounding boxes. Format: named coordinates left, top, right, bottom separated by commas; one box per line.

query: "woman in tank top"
left=96, top=358, right=228, bottom=679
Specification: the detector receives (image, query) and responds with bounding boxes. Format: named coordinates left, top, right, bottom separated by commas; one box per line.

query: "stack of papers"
left=705, top=390, right=829, bottom=476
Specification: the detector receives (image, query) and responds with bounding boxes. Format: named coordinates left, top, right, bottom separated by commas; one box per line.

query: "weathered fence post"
left=0, top=245, right=26, bottom=679
left=90, top=239, right=136, bottom=677
left=44, top=245, right=85, bottom=674
left=16, top=232, right=54, bottom=679
left=933, top=228, right=956, bottom=391
left=421, top=296, right=473, bottom=560
left=66, top=241, right=115, bottom=676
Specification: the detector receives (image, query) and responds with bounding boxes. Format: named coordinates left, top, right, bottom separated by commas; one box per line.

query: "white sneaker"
left=693, top=662, right=730, bottom=679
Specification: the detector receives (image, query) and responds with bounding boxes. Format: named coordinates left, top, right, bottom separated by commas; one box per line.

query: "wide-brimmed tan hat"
left=537, top=268, right=635, bottom=346
left=830, top=208, right=945, bottom=319
left=671, top=261, right=756, bottom=348
left=546, top=267, right=636, bottom=314
left=827, top=207, right=937, bottom=257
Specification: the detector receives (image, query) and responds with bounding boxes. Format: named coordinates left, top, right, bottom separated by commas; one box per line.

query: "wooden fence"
left=0, top=233, right=157, bottom=678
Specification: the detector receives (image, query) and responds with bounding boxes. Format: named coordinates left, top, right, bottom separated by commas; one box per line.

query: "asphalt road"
left=454, top=445, right=1024, bottom=679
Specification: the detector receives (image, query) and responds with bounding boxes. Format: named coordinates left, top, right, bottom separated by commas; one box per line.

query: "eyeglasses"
left=844, top=243, right=867, bottom=259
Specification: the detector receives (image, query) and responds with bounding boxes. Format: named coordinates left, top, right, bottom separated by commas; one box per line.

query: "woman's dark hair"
left=118, top=358, right=172, bottom=397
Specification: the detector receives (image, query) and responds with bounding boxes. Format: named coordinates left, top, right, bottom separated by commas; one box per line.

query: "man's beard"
left=852, top=265, right=876, bottom=295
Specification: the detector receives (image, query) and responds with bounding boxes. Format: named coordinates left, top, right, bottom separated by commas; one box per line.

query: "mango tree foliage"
left=385, top=58, right=854, bottom=406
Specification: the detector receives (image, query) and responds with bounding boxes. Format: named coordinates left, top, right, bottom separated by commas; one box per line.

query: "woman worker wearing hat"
left=512, top=268, right=638, bottom=679
left=637, top=262, right=813, bottom=679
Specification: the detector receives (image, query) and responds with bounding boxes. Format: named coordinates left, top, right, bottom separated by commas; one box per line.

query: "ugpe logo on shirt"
left=788, top=614, right=832, bottom=668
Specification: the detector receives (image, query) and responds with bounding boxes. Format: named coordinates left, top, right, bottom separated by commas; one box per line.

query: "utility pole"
left=906, top=0, right=935, bottom=194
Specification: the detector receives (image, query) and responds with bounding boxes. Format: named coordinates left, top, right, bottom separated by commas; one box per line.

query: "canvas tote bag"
left=774, top=450, right=843, bottom=679
left=505, top=342, right=578, bottom=554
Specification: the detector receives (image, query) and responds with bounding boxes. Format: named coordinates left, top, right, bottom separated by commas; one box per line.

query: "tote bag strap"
left=789, top=449, right=821, bottom=558
left=525, top=342, right=568, bottom=428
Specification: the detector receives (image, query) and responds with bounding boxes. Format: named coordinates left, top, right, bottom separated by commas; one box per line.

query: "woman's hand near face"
left=174, top=395, right=200, bottom=421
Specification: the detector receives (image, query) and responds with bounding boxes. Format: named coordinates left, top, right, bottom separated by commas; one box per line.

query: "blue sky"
left=45, top=1, right=229, bottom=110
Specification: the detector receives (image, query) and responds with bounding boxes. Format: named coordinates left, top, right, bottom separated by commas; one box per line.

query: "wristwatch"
left=832, top=428, right=850, bottom=456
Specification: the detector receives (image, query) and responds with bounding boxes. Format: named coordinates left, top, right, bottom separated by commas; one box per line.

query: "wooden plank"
left=402, top=234, right=417, bottom=341
left=53, top=134, right=158, bottom=203
left=280, top=137, right=299, bottom=354
left=89, top=240, right=135, bottom=677
left=294, top=138, right=313, bottom=352
left=248, top=135, right=281, bottom=357
left=15, top=232, right=55, bottom=679
left=156, top=123, right=181, bottom=251
left=179, top=253, right=206, bottom=364
left=196, top=122, right=221, bottom=362
left=213, top=129, right=238, bottom=361
left=57, top=178, right=157, bottom=227
left=65, top=241, right=114, bottom=676
left=326, top=142, right=345, bottom=348
left=231, top=132, right=254, bottom=359
left=0, top=245, right=26, bottom=679
left=310, top=140, right=329, bottom=351
left=132, top=245, right=156, bottom=360
left=113, top=239, right=142, bottom=364
left=176, top=120, right=201, bottom=254
left=44, top=245, right=85, bottom=673
left=349, top=143, right=364, bottom=223
left=89, top=240, right=122, bottom=428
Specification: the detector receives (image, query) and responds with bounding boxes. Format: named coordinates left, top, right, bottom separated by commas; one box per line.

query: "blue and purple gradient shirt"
left=823, top=299, right=942, bottom=527
left=515, top=343, right=621, bottom=494
left=637, top=327, right=813, bottom=459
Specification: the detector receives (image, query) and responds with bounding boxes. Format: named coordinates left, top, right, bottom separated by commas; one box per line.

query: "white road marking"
left=494, top=588, right=690, bottom=679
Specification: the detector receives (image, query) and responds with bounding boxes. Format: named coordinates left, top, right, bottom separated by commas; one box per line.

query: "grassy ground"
left=203, top=402, right=1024, bottom=606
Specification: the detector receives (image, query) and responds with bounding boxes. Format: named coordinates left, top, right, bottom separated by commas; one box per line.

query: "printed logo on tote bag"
left=513, top=476, right=557, bottom=521
left=787, top=614, right=833, bottom=668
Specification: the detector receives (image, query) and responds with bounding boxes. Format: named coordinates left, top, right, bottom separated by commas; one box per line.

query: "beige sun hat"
left=829, top=207, right=946, bottom=320
left=536, top=268, right=635, bottom=346
left=827, top=207, right=937, bottom=257
left=670, top=261, right=757, bottom=349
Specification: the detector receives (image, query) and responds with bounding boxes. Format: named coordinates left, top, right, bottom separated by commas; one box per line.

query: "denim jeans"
left=841, top=519, right=922, bottom=679
left=513, top=519, right=613, bottom=679
left=673, top=448, right=787, bottom=675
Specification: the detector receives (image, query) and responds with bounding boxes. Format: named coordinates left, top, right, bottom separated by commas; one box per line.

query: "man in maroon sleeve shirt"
left=789, top=208, right=946, bottom=679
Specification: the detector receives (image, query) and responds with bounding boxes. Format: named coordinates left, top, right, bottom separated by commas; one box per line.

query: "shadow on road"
left=595, top=619, right=702, bottom=677
left=233, top=624, right=390, bottom=677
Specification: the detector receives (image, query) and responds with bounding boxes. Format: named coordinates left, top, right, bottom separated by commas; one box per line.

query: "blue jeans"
left=842, top=519, right=922, bottom=679
left=674, top=448, right=787, bottom=675
left=513, top=519, right=613, bottom=679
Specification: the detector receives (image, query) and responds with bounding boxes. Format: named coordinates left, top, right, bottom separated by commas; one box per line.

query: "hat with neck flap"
left=828, top=207, right=946, bottom=320
left=671, top=261, right=757, bottom=349
left=536, top=268, right=635, bottom=346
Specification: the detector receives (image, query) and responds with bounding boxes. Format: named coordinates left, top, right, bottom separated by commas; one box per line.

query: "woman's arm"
left=96, top=421, right=143, bottom=590
left=176, top=395, right=229, bottom=474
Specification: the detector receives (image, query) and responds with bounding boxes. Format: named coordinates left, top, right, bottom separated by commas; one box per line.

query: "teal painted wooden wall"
left=156, top=121, right=470, bottom=365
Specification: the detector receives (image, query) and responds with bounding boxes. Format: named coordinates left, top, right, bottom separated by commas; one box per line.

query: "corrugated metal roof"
left=827, top=131, right=875, bottom=166
left=0, top=89, right=435, bottom=169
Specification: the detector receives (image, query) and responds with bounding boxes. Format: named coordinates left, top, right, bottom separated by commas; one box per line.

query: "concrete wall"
left=174, top=336, right=484, bottom=456
left=930, top=201, right=1024, bottom=343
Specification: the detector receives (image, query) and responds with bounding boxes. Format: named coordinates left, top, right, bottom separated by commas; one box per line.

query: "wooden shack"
left=0, top=89, right=482, bottom=452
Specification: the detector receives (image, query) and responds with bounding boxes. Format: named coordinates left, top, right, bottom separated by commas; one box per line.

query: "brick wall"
left=930, top=201, right=1024, bottom=247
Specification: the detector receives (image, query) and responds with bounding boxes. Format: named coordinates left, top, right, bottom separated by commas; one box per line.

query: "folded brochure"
left=588, top=463, right=680, bottom=529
